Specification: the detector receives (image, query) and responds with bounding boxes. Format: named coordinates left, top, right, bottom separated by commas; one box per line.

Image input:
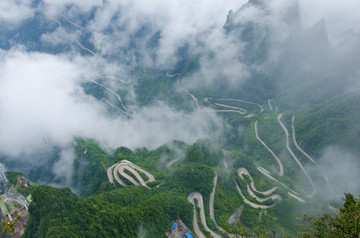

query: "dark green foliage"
left=302, top=193, right=360, bottom=238
left=17, top=186, right=37, bottom=197
left=23, top=185, right=193, bottom=238
left=241, top=206, right=259, bottom=227
left=72, top=138, right=111, bottom=196
left=5, top=172, right=23, bottom=186
left=4, top=171, right=37, bottom=196
left=185, top=139, right=223, bottom=166
left=163, top=163, right=215, bottom=196
left=295, top=92, right=360, bottom=156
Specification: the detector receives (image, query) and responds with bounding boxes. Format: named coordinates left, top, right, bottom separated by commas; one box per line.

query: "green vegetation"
left=72, top=138, right=112, bottom=196
left=23, top=185, right=193, bottom=238
left=5, top=171, right=38, bottom=197
left=163, top=163, right=215, bottom=196
left=0, top=215, right=21, bottom=236
left=295, top=92, right=360, bottom=156
left=185, top=139, right=223, bottom=167
left=5, top=171, right=23, bottom=186
left=301, top=193, right=360, bottom=238
left=8, top=91, right=360, bottom=237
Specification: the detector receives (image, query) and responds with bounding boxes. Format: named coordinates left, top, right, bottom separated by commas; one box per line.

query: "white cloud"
left=317, top=147, right=360, bottom=200
left=0, top=50, right=224, bottom=159
left=82, top=0, right=248, bottom=66
left=52, top=148, right=75, bottom=186
left=42, top=0, right=102, bottom=13
left=0, top=0, right=34, bottom=25
left=41, top=27, right=80, bottom=46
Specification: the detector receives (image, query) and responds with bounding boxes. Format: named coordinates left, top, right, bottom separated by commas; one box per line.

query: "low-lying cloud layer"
left=318, top=147, right=360, bottom=200
left=1, top=0, right=360, bottom=194
left=0, top=49, right=225, bottom=185
left=0, top=50, right=224, bottom=154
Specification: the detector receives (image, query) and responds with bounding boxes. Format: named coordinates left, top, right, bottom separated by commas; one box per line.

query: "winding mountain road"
left=255, top=120, right=284, bottom=176
left=90, top=80, right=128, bottom=111
left=204, top=97, right=264, bottom=114
left=237, top=168, right=278, bottom=196
left=215, top=98, right=264, bottom=113
left=47, top=14, right=133, bottom=114
left=291, top=116, right=330, bottom=188
left=236, top=168, right=281, bottom=209
left=104, top=99, right=133, bottom=117
left=61, top=14, right=83, bottom=29
left=246, top=185, right=282, bottom=203
left=209, top=172, right=237, bottom=237
left=212, top=102, right=247, bottom=114
left=108, top=160, right=155, bottom=189
left=95, top=74, right=132, bottom=84
left=107, top=163, right=118, bottom=184
left=187, top=90, right=200, bottom=108
left=256, top=166, right=302, bottom=197
left=188, top=192, right=221, bottom=238
left=268, top=99, right=273, bottom=111
left=166, top=72, right=180, bottom=78
left=277, top=114, right=316, bottom=197
left=75, top=40, right=96, bottom=55
left=235, top=183, right=276, bottom=209
left=288, top=192, right=306, bottom=203
left=166, top=158, right=180, bottom=168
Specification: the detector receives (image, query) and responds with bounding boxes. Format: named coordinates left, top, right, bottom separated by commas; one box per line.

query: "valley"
left=0, top=0, right=359, bottom=237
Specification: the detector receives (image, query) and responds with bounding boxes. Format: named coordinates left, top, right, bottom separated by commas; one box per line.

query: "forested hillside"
left=0, top=0, right=359, bottom=237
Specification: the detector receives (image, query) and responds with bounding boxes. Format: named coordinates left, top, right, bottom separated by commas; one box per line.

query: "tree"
left=302, top=193, right=360, bottom=238
left=0, top=215, right=22, bottom=235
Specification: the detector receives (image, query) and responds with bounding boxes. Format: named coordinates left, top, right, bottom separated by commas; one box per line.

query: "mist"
left=0, top=49, right=224, bottom=185
left=317, top=147, right=360, bottom=201
left=0, top=0, right=359, bottom=200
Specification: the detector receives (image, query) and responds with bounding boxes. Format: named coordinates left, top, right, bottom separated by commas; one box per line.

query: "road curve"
left=117, top=165, right=140, bottom=186
left=204, top=97, right=247, bottom=114
left=215, top=109, right=247, bottom=114
left=236, top=168, right=281, bottom=209
left=256, top=166, right=301, bottom=196
left=288, top=192, right=306, bottom=203
left=90, top=80, right=128, bottom=111
left=188, top=192, right=221, bottom=238
left=235, top=183, right=276, bottom=209
left=246, top=185, right=282, bottom=203
left=213, top=102, right=247, bottom=114
left=291, top=116, right=331, bottom=188
left=61, top=14, right=83, bottom=29
left=95, top=74, right=132, bottom=84
left=122, top=160, right=155, bottom=182
left=205, top=97, right=265, bottom=114
left=113, top=163, right=128, bottom=186
left=108, top=160, right=155, bottom=189
left=209, top=172, right=237, bottom=237
left=255, top=120, right=284, bottom=176
left=166, top=72, right=179, bottom=78
left=107, top=163, right=118, bottom=183
left=166, top=158, right=180, bottom=169
left=186, top=90, right=200, bottom=109
left=214, top=98, right=264, bottom=113
left=268, top=99, right=273, bottom=111
left=104, top=99, right=133, bottom=117
left=237, top=168, right=277, bottom=196
left=277, top=114, right=316, bottom=197
left=75, top=40, right=96, bottom=55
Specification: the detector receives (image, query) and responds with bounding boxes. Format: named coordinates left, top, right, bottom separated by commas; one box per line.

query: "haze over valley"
left=0, top=0, right=359, bottom=237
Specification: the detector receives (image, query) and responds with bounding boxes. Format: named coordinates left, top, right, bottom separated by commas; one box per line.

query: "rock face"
left=11, top=207, right=29, bottom=238
left=17, top=177, right=32, bottom=188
